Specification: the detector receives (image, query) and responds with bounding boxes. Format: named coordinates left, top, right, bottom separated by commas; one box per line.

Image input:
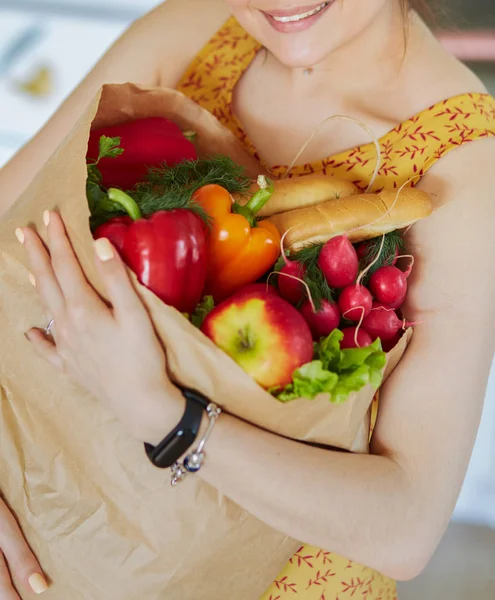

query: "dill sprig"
left=88, top=155, right=252, bottom=230
left=276, top=243, right=335, bottom=310
left=359, top=231, right=405, bottom=283
left=294, top=244, right=335, bottom=309
left=132, top=184, right=211, bottom=225
left=133, top=155, right=251, bottom=216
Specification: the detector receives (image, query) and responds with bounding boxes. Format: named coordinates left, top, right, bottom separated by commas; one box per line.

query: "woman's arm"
left=21, top=139, right=494, bottom=583
left=0, top=0, right=229, bottom=216
left=196, top=138, right=495, bottom=580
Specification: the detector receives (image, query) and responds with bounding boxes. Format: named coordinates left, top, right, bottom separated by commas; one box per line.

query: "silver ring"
left=44, top=319, right=55, bottom=337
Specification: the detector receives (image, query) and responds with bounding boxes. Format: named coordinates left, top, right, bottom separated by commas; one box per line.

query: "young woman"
left=1, top=0, right=494, bottom=598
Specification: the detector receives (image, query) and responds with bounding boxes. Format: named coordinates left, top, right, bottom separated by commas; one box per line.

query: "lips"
left=264, top=2, right=329, bottom=18
left=262, top=1, right=333, bottom=33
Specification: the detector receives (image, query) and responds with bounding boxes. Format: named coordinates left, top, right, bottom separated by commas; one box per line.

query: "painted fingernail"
left=28, top=273, right=36, bottom=287
left=94, top=237, right=114, bottom=262
left=43, top=210, right=50, bottom=227
left=15, top=228, right=25, bottom=243
left=28, top=572, right=48, bottom=594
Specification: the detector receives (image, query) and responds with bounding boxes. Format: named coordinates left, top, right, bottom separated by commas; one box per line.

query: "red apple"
left=201, top=287, right=313, bottom=389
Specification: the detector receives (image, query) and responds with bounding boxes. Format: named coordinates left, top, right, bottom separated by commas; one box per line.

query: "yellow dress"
left=176, top=16, right=495, bottom=600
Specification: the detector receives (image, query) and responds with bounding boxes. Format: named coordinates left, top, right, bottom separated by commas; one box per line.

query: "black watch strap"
left=144, top=387, right=211, bottom=469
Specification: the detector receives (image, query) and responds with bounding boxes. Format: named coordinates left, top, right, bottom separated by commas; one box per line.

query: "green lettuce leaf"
left=331, top=365, right=371, bottom=404
left=316, top=329, right=344, bottom=372
left=338, top=338, right=382, bottom=371
left=276, top=360, right=339, bottom=402
left=271, top=329, right=387, bottom=405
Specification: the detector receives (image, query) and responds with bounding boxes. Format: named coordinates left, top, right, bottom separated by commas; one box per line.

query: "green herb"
left=273, top=329, right=386, bottom=404
left=96, top=135, right=124, bottom=161
left=360, top=231, right=405, bottom=282
left=275, top=244, right=335, bottom=309
left=131, top=183, right=211, bottom=225
left=133, top=155, right=251, bottom=216
left=87, top=136, right=126, bottom=230
left=274, top=253, right=287, bottom=273
left=189, top=296, right=215, bottom=328
left=86, top=144, right=250, bottom=230
left=294, top=244, right=336, bottom=307
left=291, top=243, right=322, bottom=268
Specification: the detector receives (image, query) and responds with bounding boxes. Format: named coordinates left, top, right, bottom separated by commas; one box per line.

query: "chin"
left=228, top=0, right=394, bottom=69
left=265, top=35, right=341, bottom=69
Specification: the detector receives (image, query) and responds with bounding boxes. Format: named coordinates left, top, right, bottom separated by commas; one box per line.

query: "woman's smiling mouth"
left=263, top=1, right=334, bottom=33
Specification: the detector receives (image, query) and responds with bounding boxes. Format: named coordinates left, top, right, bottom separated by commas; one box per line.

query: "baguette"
left=235, top=173, right=358, bottom=217
left=267, top=188, right=433, bottom=251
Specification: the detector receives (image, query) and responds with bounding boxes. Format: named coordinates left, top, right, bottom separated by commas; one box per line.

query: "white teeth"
left=271, top=2, right=329, bottom=23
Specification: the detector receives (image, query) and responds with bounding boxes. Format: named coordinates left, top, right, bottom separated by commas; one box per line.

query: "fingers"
left=0, top=502, right=47, bottom=596
left=93, top=238, right=149, bottom=323
left=44, top=212, right=93, bottom=303
left=0, top=551, right=20, bottom=600
left=18, top=227, right=64, bottom=318
left=24, top=329, right=64, bottom=372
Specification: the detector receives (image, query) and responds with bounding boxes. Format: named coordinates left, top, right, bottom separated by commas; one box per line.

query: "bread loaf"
left=235, top=173, right=358, bottom=217
left=267, top=188, right=433, bottom=251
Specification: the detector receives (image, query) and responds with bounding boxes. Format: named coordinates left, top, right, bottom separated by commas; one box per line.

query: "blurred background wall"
left=0, top=1, right=494, bottom=595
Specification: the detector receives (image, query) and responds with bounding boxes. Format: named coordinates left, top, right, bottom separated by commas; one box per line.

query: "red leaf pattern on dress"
left=315, top=550, right=333, bottom=565
left=290, top=547, right=315, bottom=568
left=307, top=570, right=336, bottom=588
left=274, top=576, right=298, bottom=594
left=341, top=577, right=374, bottom=596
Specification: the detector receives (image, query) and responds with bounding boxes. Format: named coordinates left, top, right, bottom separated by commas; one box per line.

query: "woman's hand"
left=17, top=211, right=183, bottom=445
left=0, top=495, right=47, bottom=597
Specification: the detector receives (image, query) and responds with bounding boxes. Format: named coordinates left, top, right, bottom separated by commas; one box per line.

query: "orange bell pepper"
left=193, top=176, right=281, bottom=302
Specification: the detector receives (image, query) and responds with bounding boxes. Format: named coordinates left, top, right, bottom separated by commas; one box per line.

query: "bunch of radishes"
left=277, top=233, right=415, bottom=351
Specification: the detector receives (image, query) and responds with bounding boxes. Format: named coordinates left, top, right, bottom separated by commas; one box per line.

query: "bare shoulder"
left=148, top=0, right=232, bottom=86
left=411, top=137, right=495, bottom=313
left=417, top=136, right=495, bottom=214
left=403, top=18, right=489, bottom=114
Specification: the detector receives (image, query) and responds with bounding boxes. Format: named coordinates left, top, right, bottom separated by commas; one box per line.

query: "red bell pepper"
left=94, top=189, right=207, bottom=314
left=86, top=117, right=197, bottom=191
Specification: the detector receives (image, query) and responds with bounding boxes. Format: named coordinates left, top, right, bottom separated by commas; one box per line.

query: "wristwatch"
left=144, top=387, right=211, bottom=469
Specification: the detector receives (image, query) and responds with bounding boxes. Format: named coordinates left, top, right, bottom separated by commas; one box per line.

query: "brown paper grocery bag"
left=0, top=83, right=410, bottom=599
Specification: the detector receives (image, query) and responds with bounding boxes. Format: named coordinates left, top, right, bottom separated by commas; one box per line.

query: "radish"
left=300, top=299, right=341, bottom=340
left=318, top=235, right=359, bottom=288
left=368, top=257, right=414, bottom=309
left=355, top=242, right=368, bottom=261
left=274, top=229, right=308, bottom=304
left=362, top=301, right=415, bottom=341
left=278, top=261, right=307, bottom=304
left=338, top=284, right=373, bottom=322
left=341, top=327, right=373, bottom=349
